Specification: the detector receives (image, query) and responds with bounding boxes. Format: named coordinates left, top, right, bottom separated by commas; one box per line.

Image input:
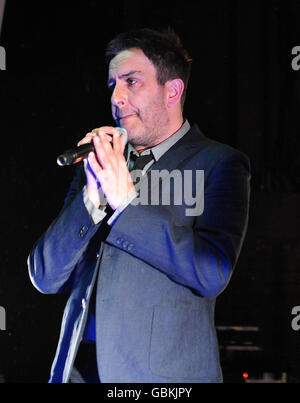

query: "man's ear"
left=165, top=78, right=185, bottom=108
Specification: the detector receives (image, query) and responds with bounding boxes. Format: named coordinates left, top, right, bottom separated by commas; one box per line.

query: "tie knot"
left=130, top=152, right=154, bottom=171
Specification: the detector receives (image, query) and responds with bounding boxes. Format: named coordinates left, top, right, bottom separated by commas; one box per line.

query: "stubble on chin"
left=129, top=112, right=170, bottom=149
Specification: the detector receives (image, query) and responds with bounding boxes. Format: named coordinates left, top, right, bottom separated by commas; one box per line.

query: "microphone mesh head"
left=57, top=155, right=69, bottom=166
left=117, top=127, right=127, bottom=136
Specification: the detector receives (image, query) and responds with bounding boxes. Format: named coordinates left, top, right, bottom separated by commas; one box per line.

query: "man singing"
left=28, top=28, right=250, bottom=383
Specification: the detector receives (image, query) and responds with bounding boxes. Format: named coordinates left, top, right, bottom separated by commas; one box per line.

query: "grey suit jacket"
left=28, top=124, right=251, bottom=383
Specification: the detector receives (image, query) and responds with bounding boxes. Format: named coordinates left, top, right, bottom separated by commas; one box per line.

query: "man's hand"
left=78, top=126, right=135, bottom=210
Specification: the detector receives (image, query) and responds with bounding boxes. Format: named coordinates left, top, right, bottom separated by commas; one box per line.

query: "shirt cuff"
left=82, top=186, right=107, bottom=225
left=107, top=189, right=138, bottom=227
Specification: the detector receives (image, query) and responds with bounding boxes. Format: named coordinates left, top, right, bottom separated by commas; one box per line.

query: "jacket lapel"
left=148, top=124, right=206, bottom=173
left=132, top=124, right=207, bottom=201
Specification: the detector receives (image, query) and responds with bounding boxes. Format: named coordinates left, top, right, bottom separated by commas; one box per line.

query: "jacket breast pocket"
left=149, top=305, right=211, bottom=380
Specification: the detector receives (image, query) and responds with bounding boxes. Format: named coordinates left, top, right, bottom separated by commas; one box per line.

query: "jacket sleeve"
left=27, top=165, right=100, bottom=294
left=106, top=151, right=251, bottom=298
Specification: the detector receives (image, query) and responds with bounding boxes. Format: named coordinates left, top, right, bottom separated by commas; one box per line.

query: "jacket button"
left=128, top=243, right=134, bottom=251
left=79, top=225, right=89, bottom=237
left=81, top=298, right=86, bottom=309
left=122, top=241, right=129, bottom=249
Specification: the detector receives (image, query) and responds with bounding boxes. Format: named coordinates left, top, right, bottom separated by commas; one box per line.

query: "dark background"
left=0, top=0, right=299, bottom=383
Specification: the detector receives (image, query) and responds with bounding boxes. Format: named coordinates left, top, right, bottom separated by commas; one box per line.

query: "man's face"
left=108, top=48, right=170, bottom=148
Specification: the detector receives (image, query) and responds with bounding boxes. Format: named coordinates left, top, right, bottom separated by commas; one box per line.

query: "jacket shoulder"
left=184, top=124, right=250, bottom=169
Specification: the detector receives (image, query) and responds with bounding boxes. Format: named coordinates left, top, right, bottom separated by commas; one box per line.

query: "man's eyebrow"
left=107, top=70, right=142, bottom=85
left=119, top=70, right=142, bottom=78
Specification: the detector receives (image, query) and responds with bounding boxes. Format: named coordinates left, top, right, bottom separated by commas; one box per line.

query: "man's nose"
left=111, top=83, right=127, bottom=107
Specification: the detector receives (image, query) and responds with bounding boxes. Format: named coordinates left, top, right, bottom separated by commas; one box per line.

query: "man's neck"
left=135, top=116, right=184, bottom=154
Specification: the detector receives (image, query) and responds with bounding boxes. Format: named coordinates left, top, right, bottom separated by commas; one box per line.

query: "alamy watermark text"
left=0, top=45, right=5, bottom=70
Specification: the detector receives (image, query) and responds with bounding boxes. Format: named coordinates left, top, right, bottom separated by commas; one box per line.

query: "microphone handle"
left=57, top=127, right=127, bottom=166
left=57, top=143, right=95, bottom=166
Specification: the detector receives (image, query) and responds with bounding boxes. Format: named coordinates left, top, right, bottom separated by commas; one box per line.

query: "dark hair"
left=105, top=28, right=192, bottom=106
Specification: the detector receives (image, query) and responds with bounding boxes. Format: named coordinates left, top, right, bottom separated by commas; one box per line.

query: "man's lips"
left=118, top=113, right=136, bottom=120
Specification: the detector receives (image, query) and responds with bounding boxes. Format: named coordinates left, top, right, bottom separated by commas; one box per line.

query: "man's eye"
left=127, top=78, right=137, bottom=86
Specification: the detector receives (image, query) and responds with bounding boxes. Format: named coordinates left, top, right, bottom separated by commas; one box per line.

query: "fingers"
left=93, top=134, right=110, bottom=169
left=113, top=128, right=128, bottom=154
left=77, top=126, right=114, bottom=147
left=77, top=126, right=126, bottom=148
left=85, top=127, right=122, bottom=171
left=77, top=132, right=111, bottom=147
left=81, top=126, right=130, bottom=210
left=87, top=150, right=103, bottom=177
left=96, top=129, right=128, bottom=167
left=80, top=125, right=128, bottom=189
left=92, top=126, right=120, bottom=136
left=87, top=128, right=128, bottom=185
left=84, top=127, right=127, bottom=165
left=77, top=131, right=94, bottom=146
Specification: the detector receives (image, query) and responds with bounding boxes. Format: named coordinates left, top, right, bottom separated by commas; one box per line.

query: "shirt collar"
left=126, top=119, right=191, bottom=163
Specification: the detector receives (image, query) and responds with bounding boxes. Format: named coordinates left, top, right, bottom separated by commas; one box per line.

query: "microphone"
left=57, top=127, right=127, bottom=166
